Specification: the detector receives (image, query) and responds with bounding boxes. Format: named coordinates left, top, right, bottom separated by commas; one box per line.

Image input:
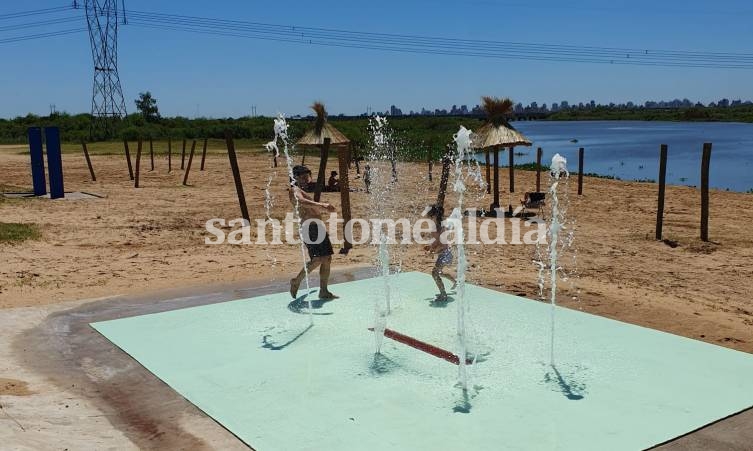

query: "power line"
left=0, top=16, right=81, bottom=32
left=0, top=6, right=73, bottom=21
left=0, top=27, right=85, bottom=44
left=2, top=4, right=753, bottom=69
left=120, top=9, right=753, bottom=68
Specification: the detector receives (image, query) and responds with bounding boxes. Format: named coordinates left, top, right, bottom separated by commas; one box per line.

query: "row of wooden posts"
left=655, top=142, right=713, bottom=242
left=82, top=134, right=713, bottom=244
left=80, top=138, right=211, bottom=188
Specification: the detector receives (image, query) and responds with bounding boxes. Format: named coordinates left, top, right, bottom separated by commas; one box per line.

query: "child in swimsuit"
left=423, top=204, right=457, bottom=302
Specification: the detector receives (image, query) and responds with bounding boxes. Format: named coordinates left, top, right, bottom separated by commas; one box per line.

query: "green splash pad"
left=91, top=272, right=753, bottom=450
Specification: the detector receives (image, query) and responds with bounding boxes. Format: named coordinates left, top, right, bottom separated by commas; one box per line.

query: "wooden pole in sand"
left=81, top=140, right=96, bottom=181
left=149, top=138, right=154, bottom=171
left=485, top=147, right=491, bottom=194
left=167, top=137, right=172, bottom=172
left=225, top=131, right=250, bottom=224
left=700, top=142, right=712, bottom=242
left=338, top=143, right=353, bottom=254
left=508, top=146, right=515, bottom=193
left=183, top=140, right=196, bottom=186
left=314, top=138, right=330, bottom=202
left=492, top=145, right=500, bottom=211
left=428, top=146, right=433, bottom=182
left=134, top=139, right=142, bottom=188
left=656, top=144, right=668, bottom=240
left=123, top=139, right=134, bottom=180
left=200, top=138, right=208, bottom=171
left=578, top=147, right=584, bottom=195
left=536, top=147, right=542, bottom=192
left=181, top=139, right=186, bottom=170
left=437, top=155, right=452, bottom=222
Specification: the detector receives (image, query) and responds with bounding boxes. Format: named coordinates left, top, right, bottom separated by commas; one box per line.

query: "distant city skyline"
left=2, top=0, right=753, bottom=119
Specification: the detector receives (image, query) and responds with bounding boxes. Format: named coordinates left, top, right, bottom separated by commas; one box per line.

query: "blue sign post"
left=28, top=127, right=47, bottom=196
left=45, top=127, right=65, bottom=199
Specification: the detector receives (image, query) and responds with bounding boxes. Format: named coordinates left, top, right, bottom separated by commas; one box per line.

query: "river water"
left=482, top=121, right=753, bottom=192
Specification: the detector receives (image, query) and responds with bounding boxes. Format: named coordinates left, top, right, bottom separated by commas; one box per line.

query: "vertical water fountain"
left=368, top=115, right=399, bottom=353
left=537, top=153, right=570, bottom=366
left=271, top=114, right=315, bottom=324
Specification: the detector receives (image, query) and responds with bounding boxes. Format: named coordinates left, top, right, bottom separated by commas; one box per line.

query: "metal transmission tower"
left=84, top=0, right=127, bottom=138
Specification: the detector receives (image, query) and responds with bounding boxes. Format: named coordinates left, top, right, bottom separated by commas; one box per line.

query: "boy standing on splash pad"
left=423, top=204, right=457, bottom=302
left=289, top=165, right=339, bottom=300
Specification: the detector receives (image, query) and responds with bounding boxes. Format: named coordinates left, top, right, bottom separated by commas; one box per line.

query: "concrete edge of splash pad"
left=7, top=268, right=372, bottom=450
left=89, top=272, right=753, bottom=451
left=2, top=191, right=106, bottom=199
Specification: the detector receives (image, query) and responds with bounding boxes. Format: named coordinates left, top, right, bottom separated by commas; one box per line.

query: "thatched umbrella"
left=296, top=102, right=354, bottom=254
left=471, top=96, right=532, bottom=214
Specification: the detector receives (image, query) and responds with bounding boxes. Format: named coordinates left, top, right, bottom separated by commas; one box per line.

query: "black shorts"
left=304, top=221, right=333, bottom=258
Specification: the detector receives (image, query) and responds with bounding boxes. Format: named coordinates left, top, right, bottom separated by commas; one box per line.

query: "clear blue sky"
left=2, top=0, right=752, bottom=118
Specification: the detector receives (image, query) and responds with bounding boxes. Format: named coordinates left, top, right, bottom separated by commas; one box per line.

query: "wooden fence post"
left=536, top=147, right=542, bottom=192
left=338, top=143, right=353, bottom=254
left=168, top=137, right=172, bottom=172
left=225, top=131, right=250, bottom=223
left=181, top=139, right=186, bottom=170
left=134, top=139, right=142, bottom=188
left=183, top=140, right=197, bottom=185
left=200, top=138, right=208, bottom=171
left=656, top=144, right=668, bottom=240
left=578, top=147, right=584, bottom=195
left=700, top=143, right=712, bottom=242
left=81, top=140, right=96, bottom=181
left=123, top=139, right=134, bottom=180
left=149, top=138, right=154, bottom=171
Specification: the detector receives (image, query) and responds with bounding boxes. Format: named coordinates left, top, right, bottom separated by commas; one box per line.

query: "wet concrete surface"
left=5, top=265, right=752, bottom=450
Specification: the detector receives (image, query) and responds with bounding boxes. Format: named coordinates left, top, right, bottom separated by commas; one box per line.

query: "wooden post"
left=536, top=147, right=542, bottom=192
left=314, top=138, right=330, bottom=202
left=485, top=147, right=491, bottom=194
left=81, top=140, right=96, bottom=181
left=149, top=138, right=154, bottom=171
left=225, top=131, right=250, bottom=223
left=436, top=155, right=452, bottom=222
left=578, top=147, right=584, bottom=195
left=123, top=139, right=134, bottom=180
left=508, top=146, right=515, bottom=215
left=181, top=139, right=186, bottom=169
left=656, top=144, right=668, bottom=240
left=338, top=144, right=353, bottom=254
left=134, top=139, right=142, bottom=188
left=700, top=142, right=712, bottom=242
left=492, top=145, right=500, bottom=211
left=508, top=146, right=515, bottom=193
left=428, top=147, right=433, bottom=182
left=167, top=137, right=172, bottom=172
left=200, top=138, right=208, bottom=171
left=183, top=140, right=196, bottom=186
left=302, top=146, right=307, bottom=165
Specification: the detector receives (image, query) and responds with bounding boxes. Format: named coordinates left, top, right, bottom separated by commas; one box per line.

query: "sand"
left=0, top=146, right=751, bottom=355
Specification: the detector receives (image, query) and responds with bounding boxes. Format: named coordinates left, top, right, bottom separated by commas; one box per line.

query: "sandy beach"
left=0, top=146, right=752, bottom=355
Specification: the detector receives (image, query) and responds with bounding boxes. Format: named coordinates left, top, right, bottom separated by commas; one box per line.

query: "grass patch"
left=0, top=222, right=40, bottom=244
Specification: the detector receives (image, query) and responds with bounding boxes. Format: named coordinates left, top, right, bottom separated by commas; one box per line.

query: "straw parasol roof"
left=296, top=102, right=350, bottom=146
left=471, top=96, right=532, bottom=149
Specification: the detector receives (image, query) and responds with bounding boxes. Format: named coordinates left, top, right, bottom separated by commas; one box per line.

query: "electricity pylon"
left=84, top=0, right=127, bottom=139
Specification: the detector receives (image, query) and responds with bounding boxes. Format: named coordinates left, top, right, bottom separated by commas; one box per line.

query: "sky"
left=1, top=0, right=753, bottom=118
